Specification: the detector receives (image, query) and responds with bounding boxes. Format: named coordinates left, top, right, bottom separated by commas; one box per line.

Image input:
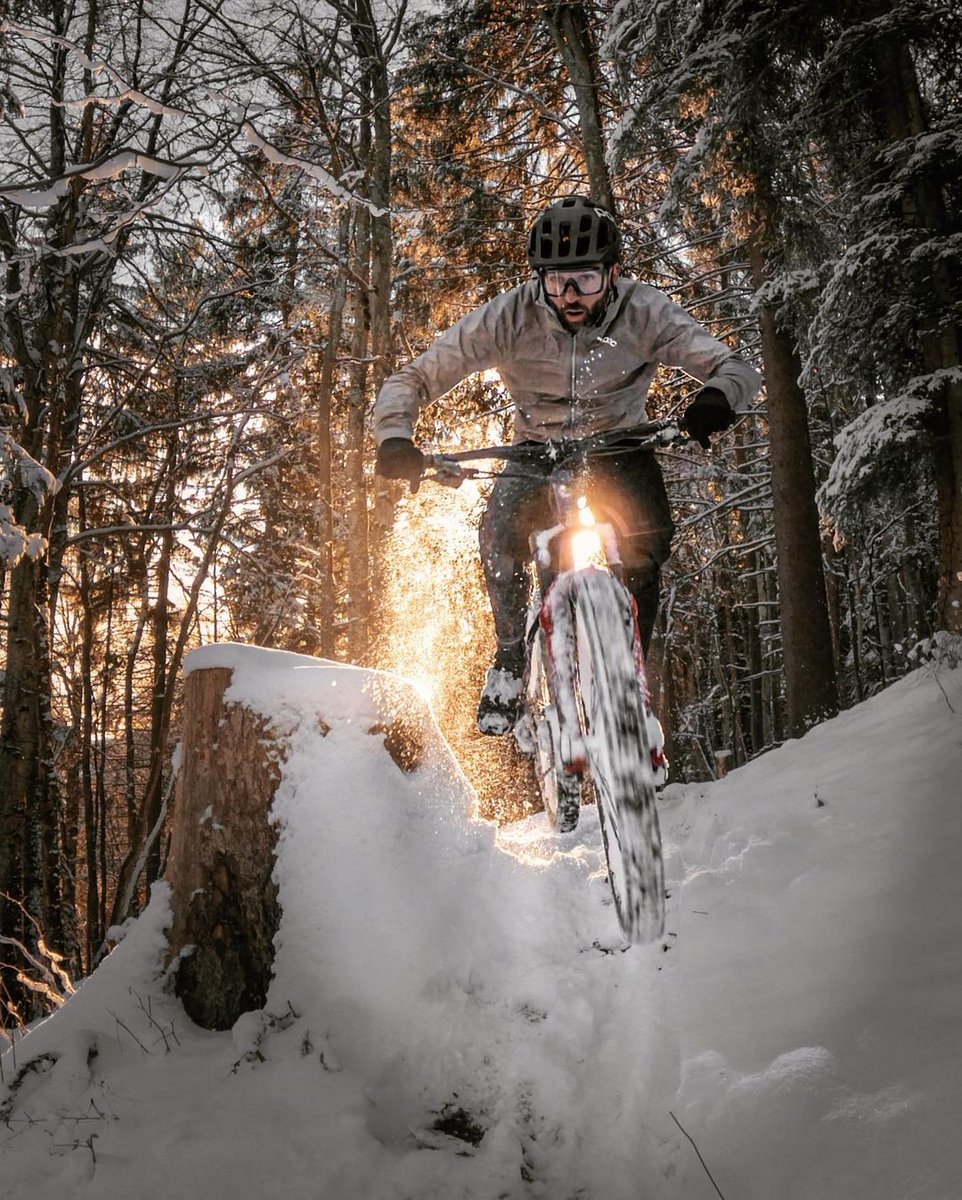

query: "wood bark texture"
left=165, top=666, right=282, bottom=1030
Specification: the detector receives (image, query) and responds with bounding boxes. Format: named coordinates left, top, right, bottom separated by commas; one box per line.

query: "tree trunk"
left=164, top=666, right=281, bottom=1031
left=77, top=489, right=102, bottom=969
left=747, top=234, right=839, bottom=736
left=934, top=393, right=962, bottom=633
left=351, top=0, right=396, bottom=647
left=0, top=459, right=67, bottom=1023
left=745, top=563, right=764, bottom=755
left=867, top=37, right=962, bottom=634
left=0, top=175, right=99, bottom=1018
left=346, top=206, right=372, bottom=662
left=546, top=1, right=615, bottom=211
left=145, top=467, right=176, bottom=889
left=351, top=0, right=394, bottom=395
left=314, top=209, right=351, bottom=658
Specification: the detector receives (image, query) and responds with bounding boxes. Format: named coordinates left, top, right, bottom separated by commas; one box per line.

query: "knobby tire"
left=573, top=570, right=665, bottom=944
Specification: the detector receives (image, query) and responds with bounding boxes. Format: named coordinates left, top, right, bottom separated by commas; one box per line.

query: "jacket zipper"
left=568, top=336, right=577, bottom=436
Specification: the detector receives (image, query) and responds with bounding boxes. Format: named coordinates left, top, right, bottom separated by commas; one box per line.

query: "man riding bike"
left=374, top=196, right=761, bottom=736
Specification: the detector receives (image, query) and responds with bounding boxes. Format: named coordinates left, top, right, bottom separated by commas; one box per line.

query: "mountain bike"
left=424, top=419, right=687, bottom=944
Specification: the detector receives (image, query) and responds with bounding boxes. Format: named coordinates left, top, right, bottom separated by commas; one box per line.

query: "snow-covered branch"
left=0, top=21, right=192, bottom=119
left=0, top=151, right=209, bottom=212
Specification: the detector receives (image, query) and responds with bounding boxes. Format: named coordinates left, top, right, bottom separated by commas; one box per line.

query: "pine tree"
left=804, top=0, right=962, bottom=637
left=607, top=0, right=844, bottom=734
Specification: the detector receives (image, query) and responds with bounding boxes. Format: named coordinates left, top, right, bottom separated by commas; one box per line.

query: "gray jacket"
left=373, top=277, right=761, bottom=445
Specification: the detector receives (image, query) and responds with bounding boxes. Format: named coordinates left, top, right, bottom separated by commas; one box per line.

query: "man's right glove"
left=375, top=437, right=425, bottom=491
left=681, top=387, right=736, bottom=449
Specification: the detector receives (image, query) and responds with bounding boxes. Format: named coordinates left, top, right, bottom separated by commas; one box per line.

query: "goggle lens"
left=541, top=266, right=607, bottom=297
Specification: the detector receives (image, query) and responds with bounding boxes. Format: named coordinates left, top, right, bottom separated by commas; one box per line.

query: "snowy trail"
left=2, top=644, right=961, bottom=1200
left=254, top=652, right=680, bottom=1198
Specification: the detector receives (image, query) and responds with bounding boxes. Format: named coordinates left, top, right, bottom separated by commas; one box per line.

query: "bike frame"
left=423, top=418, right=685, bottom=942
left=425, top=419, right=681, bottom=775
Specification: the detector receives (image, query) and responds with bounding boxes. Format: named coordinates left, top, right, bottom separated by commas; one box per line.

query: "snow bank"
left=2, top=645, right=960, bottom=1200
left=658, top=658, right=962, bottom=1199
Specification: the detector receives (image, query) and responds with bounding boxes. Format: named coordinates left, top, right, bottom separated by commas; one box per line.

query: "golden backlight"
left=571, top=498, right=604, bottom=571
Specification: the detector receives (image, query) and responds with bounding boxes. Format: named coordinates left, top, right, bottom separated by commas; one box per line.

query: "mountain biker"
left=374, top=196, right=761, bottom=735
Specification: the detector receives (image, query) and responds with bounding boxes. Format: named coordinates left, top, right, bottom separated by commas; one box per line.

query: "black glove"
left=375, top=437, right=425, bottom=490
left=681, top=387, right=736, bottom=449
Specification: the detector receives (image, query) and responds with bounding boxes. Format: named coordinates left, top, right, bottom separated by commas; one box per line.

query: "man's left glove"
left=375, top=437, right=425, bottom=491
left=681, top=387, right=736, bottom=449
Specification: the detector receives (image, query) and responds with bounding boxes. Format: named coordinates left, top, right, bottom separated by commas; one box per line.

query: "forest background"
left=0, top=0, right=959, bottom=1026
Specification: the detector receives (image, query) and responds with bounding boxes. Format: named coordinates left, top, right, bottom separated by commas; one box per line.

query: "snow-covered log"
left=163, top=645, right=434, bottom=1030
left=164, top=663, right=282, bottom=1031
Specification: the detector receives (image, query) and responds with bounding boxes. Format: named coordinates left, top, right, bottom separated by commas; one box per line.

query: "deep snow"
left=2, top=642, right=960, bottom=1200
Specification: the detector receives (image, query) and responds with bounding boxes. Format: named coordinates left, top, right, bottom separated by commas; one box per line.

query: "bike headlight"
left=571, top=529, right=603, bottom=570
left=571, top=500, right=603, bottom=570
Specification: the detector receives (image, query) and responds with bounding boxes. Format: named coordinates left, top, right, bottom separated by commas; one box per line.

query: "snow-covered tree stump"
left=164, top=665, right=282, bottom=1030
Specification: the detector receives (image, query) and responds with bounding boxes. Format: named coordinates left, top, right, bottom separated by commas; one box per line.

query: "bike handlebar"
left=422, top=419, right=689, bottom=486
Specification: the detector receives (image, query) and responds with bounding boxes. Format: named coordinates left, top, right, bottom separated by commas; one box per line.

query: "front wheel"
left=528, top=629, right=581, bottom=832
left=573, top=570, right=665, bottom=943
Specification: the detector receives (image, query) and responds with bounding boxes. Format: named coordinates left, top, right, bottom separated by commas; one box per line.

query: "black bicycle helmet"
left=527, top=196, right=621, bottom=268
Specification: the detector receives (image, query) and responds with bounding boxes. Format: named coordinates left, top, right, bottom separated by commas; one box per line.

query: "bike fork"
left=538, top=573, right=589, bottom=775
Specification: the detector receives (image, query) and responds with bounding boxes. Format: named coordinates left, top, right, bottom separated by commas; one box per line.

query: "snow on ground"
left=2, top=643, right=961, bottom=1200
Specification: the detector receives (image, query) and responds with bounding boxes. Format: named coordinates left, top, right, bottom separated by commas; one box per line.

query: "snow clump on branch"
left=0, top=432, right=56, bottom=565
left=817, top=375, right=955, bottom=525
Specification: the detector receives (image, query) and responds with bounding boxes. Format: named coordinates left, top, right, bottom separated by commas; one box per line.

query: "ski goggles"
left=540, top=265, right=608, bottom=297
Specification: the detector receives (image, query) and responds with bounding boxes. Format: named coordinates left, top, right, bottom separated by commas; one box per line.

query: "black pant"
left=478, top=443, right=675, bottom=656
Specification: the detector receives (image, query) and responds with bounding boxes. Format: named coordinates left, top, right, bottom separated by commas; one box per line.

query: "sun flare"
left=376, top=477, right=537, bottom=823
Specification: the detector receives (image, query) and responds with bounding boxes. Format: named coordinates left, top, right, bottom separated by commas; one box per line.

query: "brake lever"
left=423, top=456, right=469, bottom=488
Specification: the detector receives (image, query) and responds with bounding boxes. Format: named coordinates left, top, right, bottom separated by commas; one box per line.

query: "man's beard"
left=559, top=302, right=601, bottom=331
left=559, top=304, right=588, bottom=330
left=555, top=280, right=617, bottom=331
